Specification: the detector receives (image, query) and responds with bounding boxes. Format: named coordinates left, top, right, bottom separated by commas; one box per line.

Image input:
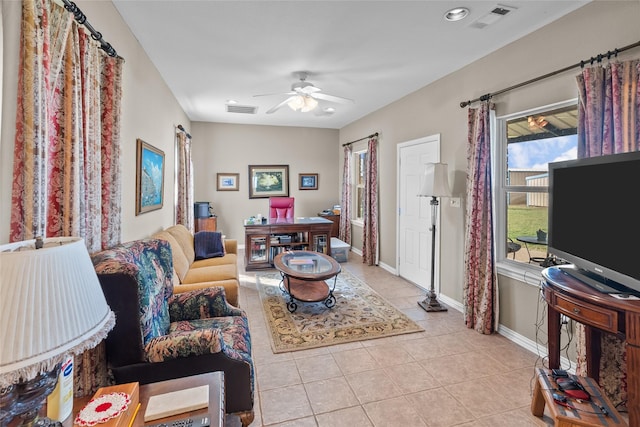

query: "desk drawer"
left=552, top=292, right=618, bottom=333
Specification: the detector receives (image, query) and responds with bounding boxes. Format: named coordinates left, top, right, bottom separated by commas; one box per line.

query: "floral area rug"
left=256, top=270, right=424, bottom=353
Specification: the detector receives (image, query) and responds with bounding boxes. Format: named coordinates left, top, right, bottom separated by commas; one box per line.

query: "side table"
left=69, top=372, right=225, bottom=427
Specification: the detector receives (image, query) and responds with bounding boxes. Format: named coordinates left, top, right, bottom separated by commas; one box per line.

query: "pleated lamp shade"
left=418, top=163, right=452, bottom=198
left=0, top=237, right=115, bottom=387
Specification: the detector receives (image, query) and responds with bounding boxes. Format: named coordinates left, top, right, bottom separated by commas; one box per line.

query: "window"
left=353, top=149, right=367, bottom=223
left=494, top=100, right=578, bottom=272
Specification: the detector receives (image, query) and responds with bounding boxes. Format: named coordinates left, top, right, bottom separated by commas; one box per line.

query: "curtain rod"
left=459, top=40, right=640, bottom=108
left=177, top=125, right=191, bottom=139
left=61, top=0, right=120, bottom=58
left=342, top=132, right=379, bottom=147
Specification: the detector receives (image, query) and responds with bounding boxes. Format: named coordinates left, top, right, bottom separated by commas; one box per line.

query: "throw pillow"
left=194, top=231, right=225, bottom=260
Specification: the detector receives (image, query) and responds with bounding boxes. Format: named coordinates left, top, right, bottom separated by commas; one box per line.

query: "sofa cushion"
left=191, top=253, right=237, bottom=269
left=182, top=263, right=237, bottom=284
left=166, top=224, right=196, bottom=264
left=152, top=230, right=191, bottom=282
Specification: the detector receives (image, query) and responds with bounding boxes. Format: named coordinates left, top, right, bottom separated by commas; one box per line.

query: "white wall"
left=190, top=122, right=339, bottom=241
left=0, top=0, right=190, bottom=244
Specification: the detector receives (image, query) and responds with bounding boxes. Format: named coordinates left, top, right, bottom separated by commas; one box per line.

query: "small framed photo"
left=248, top=165, right=289, bottom=199
left=299, top=173, right=318, bottom=190
left=136, top=139, right=165, bottom=215
left=217, top=173, right=239, bottom=191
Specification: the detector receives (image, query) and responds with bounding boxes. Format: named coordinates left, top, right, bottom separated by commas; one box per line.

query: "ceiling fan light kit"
left=288, top=95, right=318, bottom=112
left=255, top=71, right=353, bottom=114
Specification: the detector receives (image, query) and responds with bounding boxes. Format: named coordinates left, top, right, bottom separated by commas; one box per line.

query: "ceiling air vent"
left=470, top=4, right=516, bottom=29
left=226, top=105, right=258, bottom=114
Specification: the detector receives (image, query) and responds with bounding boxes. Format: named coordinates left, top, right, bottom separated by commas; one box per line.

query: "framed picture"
left=135, top=139, right=165, bottom=215
left=217, top=173, right=239, bottom=191
left=299, top=173, right=318, bottom=190
left=248, top=165, right=289, bottom=199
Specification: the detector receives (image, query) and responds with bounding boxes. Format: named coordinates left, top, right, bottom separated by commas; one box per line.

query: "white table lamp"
left=0, top=237, right=115, bottom=425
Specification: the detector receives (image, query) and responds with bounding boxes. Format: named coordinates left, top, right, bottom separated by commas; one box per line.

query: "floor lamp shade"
left=0, top=237, right=115, bottom=388
left=418, top=163, right=451, bottom=198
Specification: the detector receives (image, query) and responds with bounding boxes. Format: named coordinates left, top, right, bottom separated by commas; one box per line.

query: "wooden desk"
left=244, top=217, right=333, bottom=270
left=70, top=372, right=225, bottom=427
left=542, top=266, right=640, bottom=427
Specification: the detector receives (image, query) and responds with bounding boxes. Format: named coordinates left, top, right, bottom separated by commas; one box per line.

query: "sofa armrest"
left=144, top=328, right=224, bottom=362
left=224, top=239, right=237, bottom=255
left=169, top=286, right=245, bottom=321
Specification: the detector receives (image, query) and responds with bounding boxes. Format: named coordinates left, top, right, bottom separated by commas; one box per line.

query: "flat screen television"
left=548, top=150, right=640, bottom=295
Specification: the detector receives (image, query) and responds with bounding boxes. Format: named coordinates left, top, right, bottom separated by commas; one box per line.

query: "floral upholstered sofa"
left=91, top=238, right=254, bottom=426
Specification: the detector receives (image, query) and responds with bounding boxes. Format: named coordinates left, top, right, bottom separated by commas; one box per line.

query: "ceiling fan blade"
left=253, top=91, right=296, bottom=98
left=265, top=96, right=296, bottom=114
left=311, top=92, right=354, bottom=104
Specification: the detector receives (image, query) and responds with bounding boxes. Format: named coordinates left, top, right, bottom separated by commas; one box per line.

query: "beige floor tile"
left=445, top=377, right=520, bottom=418
left=363, top=396, right=427, bottom=426
left=364, top=343, right=416, bottom=366
left=345, top=369, right=404, bottom=404
left=481, top=342, right=540, bottom=370
left=255, top=359, right=302, bottom=391
left=332, top=348, right=381, bottom=374
left=384, top=362, right=441, bottom=394
left=259, top=384, right=313, bottom=425
left=295, top=354, right=343, bottom=383
left=419, top=351, right=502, bottom=386
left=315, top=406, right=373, bottom=427
left=267, top=416, right=318, bottom=427
left=252, top=343, right=294, bottom=366
left=290, top=346, right=331, bottom=360
left=304, top=377, right=360, bottom=414
left=406, top=388, right=476, bottom=427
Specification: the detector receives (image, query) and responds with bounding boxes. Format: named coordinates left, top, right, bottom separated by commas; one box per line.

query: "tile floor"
left=235, top=251, right=563, bottom=426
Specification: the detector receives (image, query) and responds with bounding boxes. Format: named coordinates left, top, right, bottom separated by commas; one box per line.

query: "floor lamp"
left=417, top=163, right=451, bottom=312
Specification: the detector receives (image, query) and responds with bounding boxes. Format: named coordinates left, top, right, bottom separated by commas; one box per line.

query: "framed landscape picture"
left=217, top=173, right=239, bottom=191
left=299, top=173, right=318, bottom=190
left=135, top=139, right=165, bottom=215
left=248, top=165, right=289, bottom=199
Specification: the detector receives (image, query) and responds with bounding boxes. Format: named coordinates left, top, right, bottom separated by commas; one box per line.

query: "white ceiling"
left=113, top=1, right=589, bottom=129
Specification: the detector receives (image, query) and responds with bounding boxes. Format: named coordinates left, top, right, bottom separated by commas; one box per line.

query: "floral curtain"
left=176, top=130, right=194, bottom=232
left=575, top=58, right=639, bottom=410
left=362, top=136, right=379, bottom=265
left=463, top=102, right=498, bottom=334
left=339, top=145, right=352, bottom=244
left=11, top=0, right=124, bottom=395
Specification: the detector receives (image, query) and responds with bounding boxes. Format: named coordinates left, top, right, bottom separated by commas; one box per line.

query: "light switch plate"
left=449, top=197, right=461, bottom=208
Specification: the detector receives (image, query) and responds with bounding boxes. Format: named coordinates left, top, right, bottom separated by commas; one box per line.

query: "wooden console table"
left=541, top=266, right=640, bottom=427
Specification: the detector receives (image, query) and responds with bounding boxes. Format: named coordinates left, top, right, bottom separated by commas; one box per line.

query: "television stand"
left=541, top=266, right=640, bottom=427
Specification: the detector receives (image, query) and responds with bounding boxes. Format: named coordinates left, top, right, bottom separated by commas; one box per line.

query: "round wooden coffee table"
left=273, top=250, right=341, bottom=312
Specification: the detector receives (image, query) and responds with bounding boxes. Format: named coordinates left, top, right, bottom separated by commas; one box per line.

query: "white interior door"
left=397, top=135, right=440, bottom=289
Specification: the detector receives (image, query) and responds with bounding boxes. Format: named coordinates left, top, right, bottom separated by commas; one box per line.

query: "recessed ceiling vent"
left=470, top=4, right=516, bottom=29
left=226, top=105, right=258, bottom=114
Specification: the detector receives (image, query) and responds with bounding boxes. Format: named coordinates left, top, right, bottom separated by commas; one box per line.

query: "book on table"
left=289, top=257, right=315, bottom=265
left=143, top=384, right=209, bottom=422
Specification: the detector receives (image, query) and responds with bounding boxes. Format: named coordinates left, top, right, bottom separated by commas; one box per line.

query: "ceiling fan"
left=254, top=72, right=354, bottom=114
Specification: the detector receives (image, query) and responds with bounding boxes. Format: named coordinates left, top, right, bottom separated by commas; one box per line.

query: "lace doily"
left=74, top=392, right=131, bottom=426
